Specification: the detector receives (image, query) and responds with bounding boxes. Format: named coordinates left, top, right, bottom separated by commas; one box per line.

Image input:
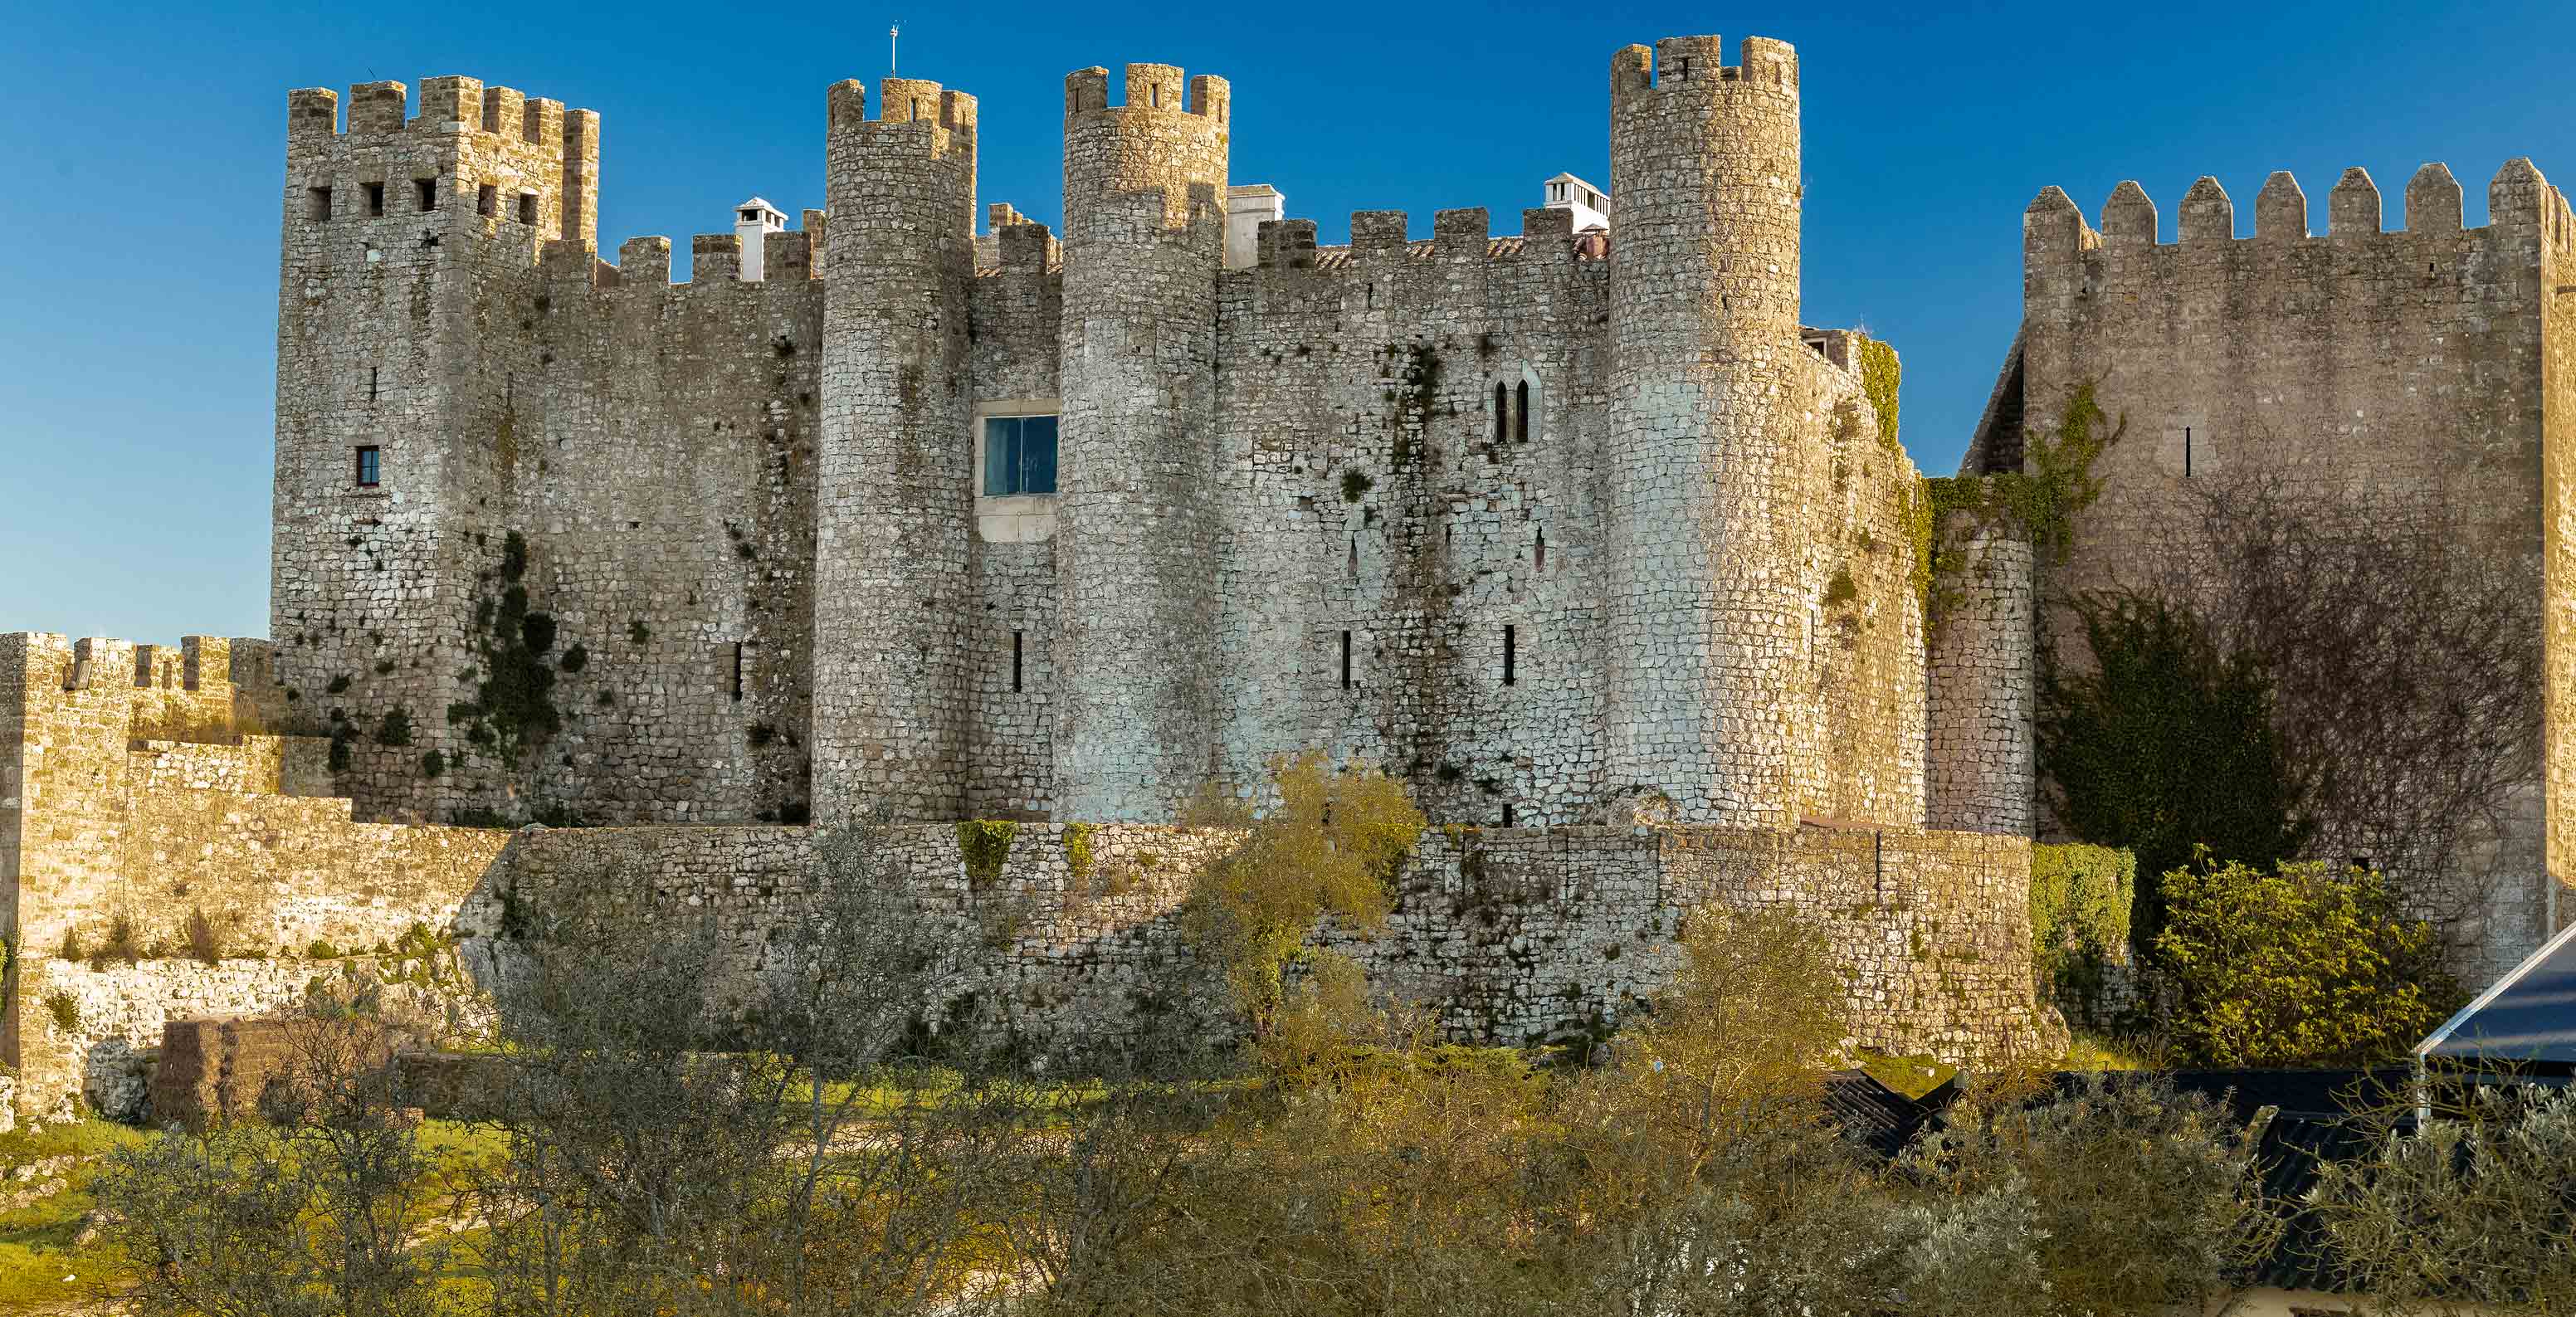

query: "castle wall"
left=0, top=632, right=507, bottom=1115
left=2020, top=164, right=2575, bottom=978
left=476, top=818, right=2058, bottom=1065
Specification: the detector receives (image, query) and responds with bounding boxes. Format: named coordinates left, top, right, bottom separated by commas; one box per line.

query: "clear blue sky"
left=4, top=0, right=2570, bottom=642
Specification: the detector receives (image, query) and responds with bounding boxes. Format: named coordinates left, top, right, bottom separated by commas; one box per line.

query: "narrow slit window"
left=364, top=181, right=386, bottom=217
left=731, top=643, right=744, bottom=701
left=1515, top=380, right=1531, bottom=441
left=1339, top=630, right=1353, bottom=690
left=476, top=183, right=497, bottom=217
left=1493, top=382, right=1508, bottom=442
left=354, top=446, right=381, bottom=488
left=1500, top=803, right=1515, bottom=828
left=1534, top=526, right=1546, bottom=572
left=1503, top=624, right=1517, bottom=685
left=413, top=178, right=437, bottom=212
left=1012, top=631, right=1024, bottom=692
left=306, top=186, right=333, bottom=221
left=2183, top=425, right=2193, bottom=477
left=981, top=415, right=1059, bottom=495
left=366, top=366, right=379, bottom=402
left=517, top=193, right=539, bottom=225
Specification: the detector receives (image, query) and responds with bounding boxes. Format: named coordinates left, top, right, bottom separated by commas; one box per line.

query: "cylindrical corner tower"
left=1603, top=34, right=1810, bottom=827
left=1054, top=62, right=1230, bottom=821
left=814, top=76, right=979, bottom=822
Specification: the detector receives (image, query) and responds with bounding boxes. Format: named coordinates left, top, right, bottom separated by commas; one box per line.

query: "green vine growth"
left=1856, top=336, right=1901, bottom=452
left=958, top=820, right=1019, bottom=890
left=1920, top=382, right=2125, bottom=619
left=1060, top=822, right=1098, bottom=890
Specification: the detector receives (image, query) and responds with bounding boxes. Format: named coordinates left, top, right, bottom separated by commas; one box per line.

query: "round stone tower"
left=814, top=77, right=979, bottom=821
left=1053, top=63, right=1230, bottom=821
left=1603, top=35, right=1812, bottom=826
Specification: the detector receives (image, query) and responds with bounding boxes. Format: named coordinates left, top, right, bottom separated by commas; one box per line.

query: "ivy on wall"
left=2029, top=843, right=2134, bottom=1011
left=958, top=820, right=1018, bottom=890
left=1856, top=336, right=1901, bottom=453
left=1920, top=381, right=2125, bottom=622
left=2039, top=595, right=2311, bottom=949
left=446, top=531, right=564, bottom=766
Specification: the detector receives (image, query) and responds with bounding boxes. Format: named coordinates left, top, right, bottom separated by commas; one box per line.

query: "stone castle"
left=3, top=32, right=2570, bottom=1115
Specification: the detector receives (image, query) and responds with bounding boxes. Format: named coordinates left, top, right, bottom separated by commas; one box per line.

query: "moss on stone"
left=1856, top=336, right=1901, bottom=452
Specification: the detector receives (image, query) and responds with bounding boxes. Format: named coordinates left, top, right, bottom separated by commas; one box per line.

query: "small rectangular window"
left=981, top=415, right=1060, bottom=495
left=518, top=193, right=539, bottom=225
left=732, top=643, right=744, bottom=702
left=1012, top=631, right=1024, bottom=692
left=364, top=181, right=386, bottom=217
left=1501, top=803, right=1515, bottom=827
left=476, top=183, right=497, bottom=217
left=414, top=178, right=437, bottom=212
left=306, top=187, right=333, bottom=221
left=1503, top=624, right=1517, bottom=685
left=1340, top=630, right=1353, bottom=690
left=354, top=446, right=381, bottom=487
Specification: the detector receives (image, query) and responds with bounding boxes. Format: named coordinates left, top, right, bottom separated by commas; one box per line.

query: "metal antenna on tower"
left=890, top=22, right=900, bottom=76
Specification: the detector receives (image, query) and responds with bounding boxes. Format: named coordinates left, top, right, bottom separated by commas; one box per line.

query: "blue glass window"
left=354, top=446, right=381, bottom=487
left=982, top=415, right=1058, bottom=495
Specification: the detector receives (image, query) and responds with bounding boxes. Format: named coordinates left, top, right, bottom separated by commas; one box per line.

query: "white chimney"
left=1542, top=173, right=1610, bottom=232
left=1225, top=184, right=1284, bottom=271
left=734, top=197, right=788, bottom=281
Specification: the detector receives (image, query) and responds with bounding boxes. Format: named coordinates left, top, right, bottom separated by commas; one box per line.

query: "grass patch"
left=1857, top=1051, right=1959, bottom=1100
left=0, top=1118, right=150, bottom=1311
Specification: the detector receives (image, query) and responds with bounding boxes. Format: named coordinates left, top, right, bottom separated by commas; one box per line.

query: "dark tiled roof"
left=2422, top=920, right=2576, bottom=1063
left=1822, top=1068, right=1959, bottom=1158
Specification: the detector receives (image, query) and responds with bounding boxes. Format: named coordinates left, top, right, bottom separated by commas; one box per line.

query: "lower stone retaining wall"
left=476, top=820, right=2061, bottom=1066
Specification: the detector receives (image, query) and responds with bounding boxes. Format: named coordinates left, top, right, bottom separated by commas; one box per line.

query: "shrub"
left=185, top=906, right=222, bottom=964
left=1182, top=750, right=1426, bottom=1038
left=2039, top=593, right=2310, bottom=949
left=59, top=927, right=85, bottom=963
left=2030, top=844, right=2134, bottom=1004
left=420, top=749, right=445, bottom=778
left=42, top=990, right=78, bottom=1034
left=2154, top=857, right=2461, bottom=1066
left=308, top=939, right=343, bottom=961
left=559, top=642, right=588, bottom=673
left=374, top=705, right=413, bottom=747
left=100, top=912, right=144, bottom=966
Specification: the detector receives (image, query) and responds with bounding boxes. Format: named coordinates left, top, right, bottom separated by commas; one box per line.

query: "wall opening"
left=982, top=414, right=1060, bottom=495
left=518, top=193, right=539, bottom=225
left=1012, top=631, right=1024, bottom=692
left=2183, top=425, right=2193, bottom=477
left=1500, top=802, right=1515, bottom=827
left=1492, top=382, right=1508, bottom=442
left=1515, top=380, right=1530, bottom=442
left=1340, top=630, right=1353, bottom=690
left=1503, top=624, right=1516, bottom=685
left=354, top=446, right=381, bottom=488
left=366, top=365, right=379, bottom=402
left=364, top=181, right=386, bottom=217
left=413, top=178, right=437, bottom=212
left=731, top=643, right=745, bottom=702
left=476, top=183, right=497, bottom=217
left=306, top=187, right=333, bottom=221
left=1534, top=526, right=1545, bottom=572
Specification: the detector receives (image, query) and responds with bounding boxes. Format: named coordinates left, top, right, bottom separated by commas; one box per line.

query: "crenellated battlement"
left=285, top=77, right=593, bottom=162
left=2028, top=159, right=2571, bottom=257
left=1608, top=34, right=1798, bottom=110
left=825, top=78, right=976, bottom=159
left=1249, top=207, right=1601, bottom=273
left=1, top=632, right=278, bottom=747
left=1063, top=63, right=1229, bottom=124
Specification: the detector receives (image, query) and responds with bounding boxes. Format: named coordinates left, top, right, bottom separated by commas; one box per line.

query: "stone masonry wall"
left=269, top=40, right=1951, bottom=839
left=1, top=632, right=507, bottom=1116
left=478, top=819, right=2058, bottom=1066
left=1926, top=521, right=2035, bottom=835
left=2017, top=163, right=2576, bottom=980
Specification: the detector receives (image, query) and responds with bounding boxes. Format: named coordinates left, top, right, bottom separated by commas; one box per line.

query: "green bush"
left=957, top=820, right=1018, bottom=890
left=2154, top=857, right=2461, bottom=1067
left=308, top=939, right=343, bottom=961
left=2039, top=593, right=2310, bottom=949
left=2030, top=844, right=2134, bottom=1007
left=42, top=989, right=79, bottom=1034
